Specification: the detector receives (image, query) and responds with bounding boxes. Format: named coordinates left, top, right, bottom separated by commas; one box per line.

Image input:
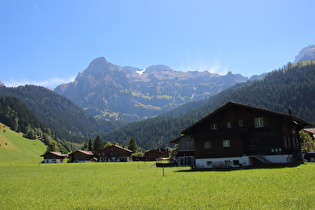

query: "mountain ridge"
left=54, top=57, right=254, bottom=122
left=294, top=45, right=315, bottom=63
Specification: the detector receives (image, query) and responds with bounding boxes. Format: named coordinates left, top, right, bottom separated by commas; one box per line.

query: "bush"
left=131, top=152, right=145, bottom=161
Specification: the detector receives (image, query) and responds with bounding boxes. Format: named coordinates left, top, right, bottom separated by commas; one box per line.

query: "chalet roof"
left=69, top=150, right=94, bottom=156
left=40, top=151, right=68, bottom=157
left=182, top=101, right=313, bottom=134
left=100, top=145, right=133, bottom=153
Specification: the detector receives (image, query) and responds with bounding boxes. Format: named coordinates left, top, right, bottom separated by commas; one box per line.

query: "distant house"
left=171, top=101, right=312, bottom=168
left=41, top=151, right=68, bottom=163
left=304, top=128, right=315, bottom=140
left=145, top=148, right=166, bottom=161
left=68, top=150, right=94, bottom=163
left=170, top=135, right=195, bottom=166
left=99, top=145, right=133, bottom=162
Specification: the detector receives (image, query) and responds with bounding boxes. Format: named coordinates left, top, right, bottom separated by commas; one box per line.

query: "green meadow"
left=0, top=123, right=46, bottom=163
left=1, top=124, right=315, bottom=209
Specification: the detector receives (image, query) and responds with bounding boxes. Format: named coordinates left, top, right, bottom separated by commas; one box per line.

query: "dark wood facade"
left=99, top=145, right=133, bottom=162
left=176, top=101, right=312, bottom=168
left=145, top=148, right=166, bottom=161
left=69, top=150, right=94, bottom=163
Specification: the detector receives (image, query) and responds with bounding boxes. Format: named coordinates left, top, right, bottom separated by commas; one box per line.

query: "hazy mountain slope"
left=0, top=85, right=123, bottom=143
left=294, top=45, right=315, bottom=63
left=54, top=57, right=249, bottom=122
left=102, top=62, right=315, bottom=149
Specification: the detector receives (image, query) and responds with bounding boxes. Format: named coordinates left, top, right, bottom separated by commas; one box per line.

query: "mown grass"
left=0, top=162, right=314, bottom=209
left=1, top=123, right=314, bottom=209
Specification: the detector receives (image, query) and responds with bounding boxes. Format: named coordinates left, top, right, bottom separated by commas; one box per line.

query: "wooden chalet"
left=171, top=101, right=313, bottom=168
left=99, top=145, right=133, bottom=162
left=145, top=148, right=166, bottom=161
left=41, top=151, right=68, bottom=163
left=68, top=150, right=94, bottom=163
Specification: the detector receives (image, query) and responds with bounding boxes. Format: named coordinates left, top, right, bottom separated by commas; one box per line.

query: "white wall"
left=44, top=159, right=64, bottom=163
left=196, top=154, right=296, bottom=168
left=264, top=154, right=293, bottom=163
left=196, top=156, right=250, bottom=168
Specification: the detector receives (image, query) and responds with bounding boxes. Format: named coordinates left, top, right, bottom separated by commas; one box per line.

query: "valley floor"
left=0, top=161, right=314, bottom=209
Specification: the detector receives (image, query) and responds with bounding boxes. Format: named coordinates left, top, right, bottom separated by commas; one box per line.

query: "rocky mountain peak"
left=54, top=57, right=254, bottom=122
left=83, top=57, right=121, bottom=75
left=294, top=45, right=315, bottom=63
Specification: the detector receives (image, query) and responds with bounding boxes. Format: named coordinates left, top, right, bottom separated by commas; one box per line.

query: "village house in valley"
left=68, top=150, right=94, bottom=163
left=145, top=148, right=167, bottom=161
left=171, top=101, right=313, bottom=168
left=41, top=151, right=68, bottom=163
left=99, top=145, right=133, bottom=162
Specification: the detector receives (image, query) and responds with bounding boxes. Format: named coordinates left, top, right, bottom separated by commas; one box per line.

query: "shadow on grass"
left=175, top=162, right=304, bottom=172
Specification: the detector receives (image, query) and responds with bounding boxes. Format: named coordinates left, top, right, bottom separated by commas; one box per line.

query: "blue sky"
left=1, top=0, right=314, bottom=88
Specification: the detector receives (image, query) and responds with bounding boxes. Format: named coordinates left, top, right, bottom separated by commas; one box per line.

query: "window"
left=207, top=161, right=212, bottom=166
left=254, top=117, right=264, bottom=128
left=224, top=160, right=231, bottom=167
left=222, top=140, right=230, bottom=148
left=233, top=160, right=240, bottom=165
left=227, top=121, right=231, bottom=128
left=211, top=123, right=218, bottom=130
left=239, top=120, right=243, bottom=127
left=204, top=141, right=211, bottom=149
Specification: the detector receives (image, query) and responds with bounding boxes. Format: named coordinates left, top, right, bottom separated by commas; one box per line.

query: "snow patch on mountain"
left=136, top=69, right=146, bottom=75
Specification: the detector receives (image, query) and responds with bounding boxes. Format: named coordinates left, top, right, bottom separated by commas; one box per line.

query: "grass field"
left=0, top=123, right=46, bottom=163
left=1, top=123, right=315, bottom=209
left=1, top=162, right=315, bottom=209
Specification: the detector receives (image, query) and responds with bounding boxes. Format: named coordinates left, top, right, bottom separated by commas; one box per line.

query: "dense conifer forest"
left=0, top=96, right=74, bottom=152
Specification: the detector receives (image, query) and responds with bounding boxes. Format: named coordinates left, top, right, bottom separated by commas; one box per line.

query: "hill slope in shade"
left=0, top=123, right=46, bottom=163
left=0, top=85, right=123, bottom=143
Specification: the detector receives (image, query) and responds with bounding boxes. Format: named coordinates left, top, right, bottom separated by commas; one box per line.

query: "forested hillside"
left=102, top=62, right=315, bottom=149
left=0, top=85, right=123, bottom=143
left=0, top=97, right=73, bottom=152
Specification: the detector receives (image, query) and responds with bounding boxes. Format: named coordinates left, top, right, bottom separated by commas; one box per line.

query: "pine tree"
left=93, top=135, right=103, bottom=155
left=128, top=137, right=137, bottom=153
left=88, top=138, right=93, bottom=151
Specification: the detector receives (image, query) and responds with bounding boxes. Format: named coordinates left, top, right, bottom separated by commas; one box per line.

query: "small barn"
left=145, top=148, right=166, bottom=161
left=68, top=150, right=94, bottom=163
left=99, top=145, right=133, bottom=162
left=41, top=151, right=68, bottom=163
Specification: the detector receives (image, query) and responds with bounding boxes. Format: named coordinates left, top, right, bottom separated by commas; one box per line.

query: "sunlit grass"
left=0, top=162, right=314, bottom=209
left=0, top=123, right=46, bottom=163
